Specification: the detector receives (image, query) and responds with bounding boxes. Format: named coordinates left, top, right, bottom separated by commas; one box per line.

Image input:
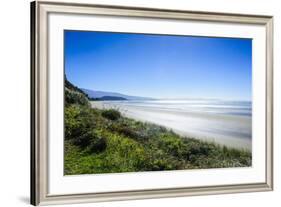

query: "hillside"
left=81, top=88, right=153, bottom=100
left=64, top=78, right=251, bottom=175
left=92, top=96, right=127, bottom=101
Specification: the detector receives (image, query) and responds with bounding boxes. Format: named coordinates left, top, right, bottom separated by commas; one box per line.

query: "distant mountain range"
left=90, top=96, right=127, bottom=101
left=81, top=88, right=153, bottom=100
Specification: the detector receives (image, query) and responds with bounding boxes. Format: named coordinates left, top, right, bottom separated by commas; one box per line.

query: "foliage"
left=101, top=109, right=121, bottom=121
left=65, top=87, right=89, bottom=106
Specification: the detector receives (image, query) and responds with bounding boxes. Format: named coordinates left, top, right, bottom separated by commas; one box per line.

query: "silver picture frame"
left=30, top=0, right=273, bottom=205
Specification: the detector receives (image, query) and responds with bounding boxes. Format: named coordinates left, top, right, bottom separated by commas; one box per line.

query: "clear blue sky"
left=65, top=30, right=252, bottom=101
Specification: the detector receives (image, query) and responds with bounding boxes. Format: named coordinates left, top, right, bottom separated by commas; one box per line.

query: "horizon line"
left=81, top=87, right=252, bottom=102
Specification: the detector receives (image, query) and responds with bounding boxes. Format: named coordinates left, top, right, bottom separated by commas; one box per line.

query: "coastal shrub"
left=71, top=129, right=107, bottom=153
left=144, top=149, right=183, bottom=171
left=102, top=109, right=121, bottom=120
left=72, top=130, right=94, bottom=148
left=184, top=140, right=212, bottom=158
left=222, top=146, right=243, bottom=158
left=65, top=105, right=96, bottom=140
left=191, top=143, right=211, bottom=155
left=110, top=123, right=149, bottom=142
left=65, top=105, right=81, bottom=140
left=117, top=125, right=138, bottom=138
left=88, top=133, right=107, bottom=153
left=65, top=87, right=89, bottom=107
left=158, top=134, right=186, bottom=157
left=98, top=133, right=149, bottom=172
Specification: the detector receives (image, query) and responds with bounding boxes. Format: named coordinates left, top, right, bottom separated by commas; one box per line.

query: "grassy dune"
left=64, top=79, right=251, bottom=175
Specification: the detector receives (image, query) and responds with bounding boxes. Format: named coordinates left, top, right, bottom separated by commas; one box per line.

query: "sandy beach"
left=91, top=100, right=252, bottom=150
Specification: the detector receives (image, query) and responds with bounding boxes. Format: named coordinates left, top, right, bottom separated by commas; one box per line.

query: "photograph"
left=30, top=2, right=273, bottom=205
left=64, top=30, right=252, bottom=175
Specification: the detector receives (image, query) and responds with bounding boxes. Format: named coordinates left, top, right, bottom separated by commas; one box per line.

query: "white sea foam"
left=91, top=99, right=252, bottom=151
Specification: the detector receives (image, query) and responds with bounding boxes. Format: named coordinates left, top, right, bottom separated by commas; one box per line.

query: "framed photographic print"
left=31, top=1, right=273, bottom=205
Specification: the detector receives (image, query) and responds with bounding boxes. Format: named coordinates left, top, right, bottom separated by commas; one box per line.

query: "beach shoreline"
left=91, top=100, right=252, bottom=151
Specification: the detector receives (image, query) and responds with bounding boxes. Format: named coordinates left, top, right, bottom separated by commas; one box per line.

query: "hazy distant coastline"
left=91, top=99, right=252, bottom=151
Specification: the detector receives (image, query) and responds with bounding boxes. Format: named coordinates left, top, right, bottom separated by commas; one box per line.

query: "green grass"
left=64, top=104, right=251, bottom=175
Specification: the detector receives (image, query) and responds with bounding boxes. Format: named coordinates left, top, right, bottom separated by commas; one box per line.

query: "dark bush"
left=190, top=143, right=210, bottom=155
left=64, top=105, right=96, bottom=140
left=88, top=134, right=107, bottom=153
left=118, top=126, right=138, bottom=138
left=143, top=149, right=183, bottom=171
left=107, top=120, right=150, bottom=142
left=72, top=130, right=93, bottom=148
left=65, top=87, right=89, bottom=107
left=182, top=141, right=212, bottom=162
left=71, top=130, right=107, bottom=153
left=158, top=134, right=185, bottom=157
left=102, top=109, right=121, bottom=121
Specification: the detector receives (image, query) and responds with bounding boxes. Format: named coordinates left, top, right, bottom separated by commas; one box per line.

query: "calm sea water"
left=91, top=99, right=252, bottom=150
left=107, top=99, right=252, bottom=117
